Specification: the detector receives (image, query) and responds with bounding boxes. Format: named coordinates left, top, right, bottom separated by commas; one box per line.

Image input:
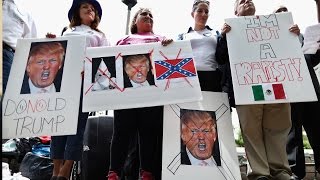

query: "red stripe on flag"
left=272, top=83, right=286, bottom=99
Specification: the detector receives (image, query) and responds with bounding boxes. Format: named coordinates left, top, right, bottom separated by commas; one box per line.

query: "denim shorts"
left=50, top=111, right=88, bottom=161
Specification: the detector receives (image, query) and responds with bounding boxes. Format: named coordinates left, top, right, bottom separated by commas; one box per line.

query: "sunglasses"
left=193, top=0, right=210, bottom=6
left=275, top=7, right=288, bottom=13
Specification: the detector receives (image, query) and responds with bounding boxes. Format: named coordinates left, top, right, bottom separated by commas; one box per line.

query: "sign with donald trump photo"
left=162, top=92, right=241, bottom=180
left=83, top=40, right=202, bottom=111
left=2, top=36, right=86, bottom=139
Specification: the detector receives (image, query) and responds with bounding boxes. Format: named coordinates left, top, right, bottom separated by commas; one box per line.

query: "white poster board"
left=225, top=12, right=317, bottom=105
left=2, top=36, right=86, bottom=139
left=162, top=92, right=241, bottom=180
left=302, top=23, right=320, bottom=54
left=83, top=40, right=202, bottom=111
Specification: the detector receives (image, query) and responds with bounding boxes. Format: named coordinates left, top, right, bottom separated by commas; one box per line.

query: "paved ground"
left=237, top=147, right=320, bottom=180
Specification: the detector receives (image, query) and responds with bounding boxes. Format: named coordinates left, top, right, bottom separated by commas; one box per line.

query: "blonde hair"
left=181, top=110, right=216, bottom=130
left=124, top=54, right=150, bottom=70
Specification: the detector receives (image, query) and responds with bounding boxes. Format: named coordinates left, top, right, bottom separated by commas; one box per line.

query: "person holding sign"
left=49, top=0, right=111, bottom=180
left=216, top=0, right=301, bottom=179
left=107, top=8, right=173, bottom=180
left=273, top=5, right=320, bottom=180
left=180, top=110, right=220, bottom=167
left=20, top=42, right=65, bottom=94
left=287, top=50, right=320, bottom=180
left=177, top=0, right=235, bottom=108
left=177, top=0, right=228, bottom=93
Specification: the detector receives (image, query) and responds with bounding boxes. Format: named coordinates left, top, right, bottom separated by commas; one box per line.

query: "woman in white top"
left=49, top=1, right=110, bottom=180
left=178, top=0, right=228, bottom=92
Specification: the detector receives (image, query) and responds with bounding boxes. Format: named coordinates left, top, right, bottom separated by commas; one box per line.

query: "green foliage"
left=235, top=130, right=244, bottom=147
left=303, top=134, right=311, bottom=149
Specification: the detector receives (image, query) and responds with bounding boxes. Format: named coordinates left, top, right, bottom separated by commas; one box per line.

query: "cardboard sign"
left=2, top=36, right=86, bottom=139
left=225, top=12, right=317, bottom=105
left=83, top=40, right=202, bottom=111
left=162, top=91, right=241, bottom=180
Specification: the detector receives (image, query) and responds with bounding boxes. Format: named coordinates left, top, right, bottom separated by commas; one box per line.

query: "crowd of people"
left=2, top=0, right=320, bottom=180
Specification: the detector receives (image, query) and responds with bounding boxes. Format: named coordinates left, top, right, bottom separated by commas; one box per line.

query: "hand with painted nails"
left=221, top=23, right=231, bottom=37
left=161, top=38, right=173, bottom=46
left=289, top=24, right=300, bottom=36
left=46, top=33, right=57, bottom=38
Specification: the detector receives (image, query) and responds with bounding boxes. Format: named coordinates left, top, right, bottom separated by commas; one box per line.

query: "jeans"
left=50, top=81, right=89, bottom=161
left=2, top=48, right=14, bottom=94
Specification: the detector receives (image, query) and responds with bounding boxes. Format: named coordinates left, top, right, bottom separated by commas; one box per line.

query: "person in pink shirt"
left=107, top=8, right=172, bottom=180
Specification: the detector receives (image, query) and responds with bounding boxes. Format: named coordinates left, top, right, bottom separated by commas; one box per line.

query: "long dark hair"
left=69, top=2, right=102, bottom=33
left=130, top=8, right=153, bottom=34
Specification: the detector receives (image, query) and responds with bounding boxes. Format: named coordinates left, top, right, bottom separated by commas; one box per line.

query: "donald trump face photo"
left=180, top=109, right=221, bottom=166
left=21, top=41, right=66, bottom=94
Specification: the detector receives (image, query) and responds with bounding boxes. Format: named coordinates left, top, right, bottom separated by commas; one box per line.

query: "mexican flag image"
left=251, top=83, right=286, bottom=101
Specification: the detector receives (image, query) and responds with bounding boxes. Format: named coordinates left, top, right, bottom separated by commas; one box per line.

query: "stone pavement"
left=237, top=147, right=320, bottom=180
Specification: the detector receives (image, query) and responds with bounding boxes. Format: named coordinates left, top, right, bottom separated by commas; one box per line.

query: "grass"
left=235, top=130, right=312, bottom=149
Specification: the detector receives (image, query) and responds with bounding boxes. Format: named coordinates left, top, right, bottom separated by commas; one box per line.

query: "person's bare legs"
left=58, top=160, right=74, bottom=179
left=52, top=159, right=63, bottom=177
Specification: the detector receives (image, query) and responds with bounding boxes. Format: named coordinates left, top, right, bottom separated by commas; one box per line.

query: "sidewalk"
left=237, top=147, right=320, bottom=180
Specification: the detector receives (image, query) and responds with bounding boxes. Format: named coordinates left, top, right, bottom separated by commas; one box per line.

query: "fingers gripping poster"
left=225, top=12, right=317, bottom=105
left=162, top=92, right=241, bottom=180
left=83, top=40, right=202, bottom=111
left=2, top=36, right=86, bottom=139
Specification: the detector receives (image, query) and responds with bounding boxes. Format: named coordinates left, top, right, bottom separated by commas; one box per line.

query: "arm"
left=304, top=50, right=320, bottom=95
left=161, top=38, right=173, bottom=46
left=215, top=35, right=230, bottom=65
left=289, top=24, right=300, bottom=35
left=216, top=23, right=231, bottom=65
left=306, top=49, right=320, bottom=67
left=100, top=34, right=111, bottom=46
left=23, top=16, right=38, bottom=38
